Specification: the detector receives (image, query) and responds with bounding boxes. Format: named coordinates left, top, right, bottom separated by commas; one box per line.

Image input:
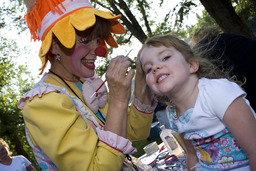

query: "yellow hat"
left=24, top=0, right=125, bottom=73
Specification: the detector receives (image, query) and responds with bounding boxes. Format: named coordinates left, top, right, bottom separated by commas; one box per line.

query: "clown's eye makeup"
left=96, top=38, right=102, bottom=43
left=78, top=37, right=101, bottom=45
left=78, top=37, right=91, bottom=45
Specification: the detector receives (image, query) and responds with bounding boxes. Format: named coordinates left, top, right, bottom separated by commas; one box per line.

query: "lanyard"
left=49, top=70, right=106, bottom=124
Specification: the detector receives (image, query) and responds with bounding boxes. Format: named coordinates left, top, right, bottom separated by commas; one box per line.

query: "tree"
left=91, top=0, right=256, bottom=45
left=199, top=0, right=254, bottom=39
left=0, top=36, right=37, bottom=168
left=13, top=0, right=256, bottom=46
left=13, top=0, right=255, bottom=74
left=90, top=0, right=256, bottom=78
left=0, top=0, right=39, bottom=169
left=174, top=0, right=256, bottom=39
left=91, top=0, right=186, bottom=45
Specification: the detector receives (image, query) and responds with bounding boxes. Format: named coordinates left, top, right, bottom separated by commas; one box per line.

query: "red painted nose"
left=95, top=47, right=107, bottom=57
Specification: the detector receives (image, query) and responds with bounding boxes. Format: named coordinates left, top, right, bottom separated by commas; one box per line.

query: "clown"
left=18, top=0, right=156, bottom=170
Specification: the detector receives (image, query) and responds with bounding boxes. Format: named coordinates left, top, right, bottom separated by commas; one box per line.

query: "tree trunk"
left=108, top=0, right=148, bottom=43
left=249, top=0, right=256, bottom=9
left=10, top=132, right=30, bottom=159
left=200, top=0, right=254, bottom=39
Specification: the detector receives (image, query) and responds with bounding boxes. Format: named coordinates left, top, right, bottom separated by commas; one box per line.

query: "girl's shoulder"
left=197, top=78, right=246, bottom=119
left=12, top=155, right=28, bottom=160
left=198, top=77, right=245, bottom=102
left=199, top=77, right=230, bottom=84
left=12, top=155, right=31, bottom=165
left=198, top=77, right=242, bottom=92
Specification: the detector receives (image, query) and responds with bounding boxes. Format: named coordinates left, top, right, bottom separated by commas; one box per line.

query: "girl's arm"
left=26, top=164, right=36, bottom=171
left=223, top=96, right=256, bottom=170
left=181, top=134, right=198, bottom=171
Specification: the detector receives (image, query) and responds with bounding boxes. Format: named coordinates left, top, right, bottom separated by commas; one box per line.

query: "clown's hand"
left=106, top=55, right=135, bottom=105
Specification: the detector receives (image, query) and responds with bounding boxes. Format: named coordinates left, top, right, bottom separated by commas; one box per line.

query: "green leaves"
left=0, top=0, right=37, bottom=167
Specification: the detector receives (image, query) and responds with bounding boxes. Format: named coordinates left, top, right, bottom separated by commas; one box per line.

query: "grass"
left=132, top=136, right=162, bottom=158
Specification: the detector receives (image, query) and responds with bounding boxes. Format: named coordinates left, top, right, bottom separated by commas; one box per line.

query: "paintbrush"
left=90, top=49, right=133, bottom=98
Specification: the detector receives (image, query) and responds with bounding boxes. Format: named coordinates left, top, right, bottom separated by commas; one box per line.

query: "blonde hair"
left=191, top=27, right=221, bottom=47
left=191, top=27, right=224, bottom=63
left=144, top=34, right=240, bottom=105
left=144, top=33, right=229, bottom=79
left=0, top=138, right=13, bottom=156
left=191, top=28, right=243, bottom=84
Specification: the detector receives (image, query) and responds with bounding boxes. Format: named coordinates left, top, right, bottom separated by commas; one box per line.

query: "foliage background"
left=0, top=0, right=255, bottom=169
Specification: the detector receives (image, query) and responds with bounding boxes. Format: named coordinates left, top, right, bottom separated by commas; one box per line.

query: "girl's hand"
left=134, top=45, right=152, bottom=105
left=135, top=46, right=145, bottom=79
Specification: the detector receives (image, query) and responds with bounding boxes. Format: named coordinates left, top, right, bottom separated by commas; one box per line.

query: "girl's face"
left=141, top=45, right=196, bottom=96
left=0, top=145, right=9, bottom=159
left=52, top=31, right=102, bottom=81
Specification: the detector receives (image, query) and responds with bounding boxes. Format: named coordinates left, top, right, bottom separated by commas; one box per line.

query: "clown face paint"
left=50, top=32, right=100, bottom=81
left=70, top=44, right=97, bottom=78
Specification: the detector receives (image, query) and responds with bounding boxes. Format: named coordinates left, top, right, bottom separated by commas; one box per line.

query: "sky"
left=1, top=0, right=203, bottom=82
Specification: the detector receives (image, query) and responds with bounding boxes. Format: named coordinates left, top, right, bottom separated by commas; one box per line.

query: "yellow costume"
left=18, top=73, right=154, bottom=170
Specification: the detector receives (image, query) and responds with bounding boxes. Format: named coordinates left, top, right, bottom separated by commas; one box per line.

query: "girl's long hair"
left=144, top=33, right=242, bottom=106
left=144, top=33, right=233, bottom=80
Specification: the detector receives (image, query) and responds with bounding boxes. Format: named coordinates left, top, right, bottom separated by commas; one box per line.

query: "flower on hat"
left=23, top=0, right=125, bottom=74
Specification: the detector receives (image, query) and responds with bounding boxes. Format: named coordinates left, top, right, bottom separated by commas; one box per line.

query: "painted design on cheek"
left=148, top=85, right=153, bottom=91
left=140, top=57, right=144, bottom=66
left=70, top=46, right=94, bottom=73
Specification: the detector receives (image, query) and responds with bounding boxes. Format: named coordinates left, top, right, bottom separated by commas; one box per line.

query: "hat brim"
left=39, top=8, right=125, bottom=69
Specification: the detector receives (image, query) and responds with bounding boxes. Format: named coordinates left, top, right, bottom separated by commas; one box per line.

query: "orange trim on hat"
left=25, top=0, right=66, bottom=41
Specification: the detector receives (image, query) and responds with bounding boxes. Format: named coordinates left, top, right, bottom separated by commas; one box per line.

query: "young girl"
left=139, top=34, right=256, bottom=170
left=0, top=138, right=36, bottom=171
